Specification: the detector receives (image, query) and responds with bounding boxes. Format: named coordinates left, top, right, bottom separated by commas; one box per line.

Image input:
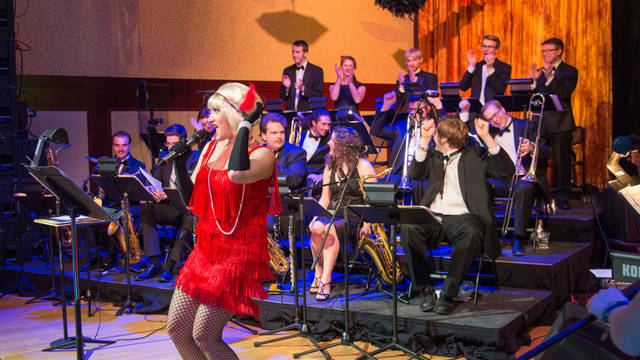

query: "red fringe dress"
left=175, top=141, right=280, bottom=317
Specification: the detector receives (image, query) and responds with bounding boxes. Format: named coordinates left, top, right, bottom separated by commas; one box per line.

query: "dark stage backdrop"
left=416, top=0, right=612, bottom=188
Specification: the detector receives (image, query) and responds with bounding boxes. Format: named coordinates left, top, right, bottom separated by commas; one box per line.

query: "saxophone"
left=358, top=169, right=406, bottom=286
left=108, top=198, right=143, bottom=265
left=267, top=232, right=289, bottom=276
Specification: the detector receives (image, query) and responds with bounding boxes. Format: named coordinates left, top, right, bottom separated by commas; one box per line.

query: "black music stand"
left=349, top=204, right=440, bottom=360
left=92, top=174, right=155, bottom=316
left=254, top=196, right=331, bottom=359
left=26, top=165, right=116, bottom=360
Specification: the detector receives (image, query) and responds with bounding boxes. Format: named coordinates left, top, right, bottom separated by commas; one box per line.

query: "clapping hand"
left=484, top=53, right=496, bottom=71
left=530, top=63, right=542, bottom=80
left=282, top=74, right=291, bottom=88
left=467, top=48, right=477, bottom=68
left=335, top=63, right=342, bottom=81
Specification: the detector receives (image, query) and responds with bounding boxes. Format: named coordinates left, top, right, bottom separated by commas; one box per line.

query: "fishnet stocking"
left=167, top=289, right=238, bottom=360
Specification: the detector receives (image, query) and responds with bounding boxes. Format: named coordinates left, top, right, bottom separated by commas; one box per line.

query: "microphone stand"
left=294, top=151, right=376, bottom=359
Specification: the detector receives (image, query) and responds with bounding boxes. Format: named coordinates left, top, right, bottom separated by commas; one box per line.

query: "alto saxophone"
left=358, top=169, right=406, bottom=286
left=267, top=232, right=289, bottom=276
left=108, top=198, right=143, bottom=265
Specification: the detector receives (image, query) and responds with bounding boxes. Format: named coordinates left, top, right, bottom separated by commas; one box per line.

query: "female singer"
left=167, top=82, right=278, bottom=359
left=308, top=126, right=375, bottom=301
left=329, top=56, right=367, bottom=110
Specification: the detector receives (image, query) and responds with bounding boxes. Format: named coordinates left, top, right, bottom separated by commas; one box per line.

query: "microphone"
left=157, top=130, right=209, bottom=166
left=347, top=144, right=375, bottom=153
left=409, top=90, right=440, bottom=98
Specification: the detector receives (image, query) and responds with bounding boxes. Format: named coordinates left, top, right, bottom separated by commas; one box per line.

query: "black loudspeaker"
left=538, top=302, right=636, bottom=360
left=137, top=81, right=169, bottom=110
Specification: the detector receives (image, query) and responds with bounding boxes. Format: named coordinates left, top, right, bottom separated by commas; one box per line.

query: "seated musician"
left=308, top=127, right=376, bottom=301
left=400, top=116, right=513, bottom=315
left=192, top=107, right=215, bottom=152
left=136, top=124, right=198, bottom=282
left=370, top=91, right=444, bottom=200
left=93, top=130, right=147, bottom=271
left=479, top=100, right=551, bottom=256
left=300, top=109, right=332, bottom=188
left=261, top=113, right=307, bottom=249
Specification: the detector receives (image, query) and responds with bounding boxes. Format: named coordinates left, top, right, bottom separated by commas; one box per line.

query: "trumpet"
left=288, top=114, right=303, bottom=146
left=501, top=93, right=545, bottom=236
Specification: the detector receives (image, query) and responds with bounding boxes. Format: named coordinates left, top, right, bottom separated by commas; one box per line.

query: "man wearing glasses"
left=530, top=38, right=578, bottom=209
left=459, top=35, right=512, bottom=124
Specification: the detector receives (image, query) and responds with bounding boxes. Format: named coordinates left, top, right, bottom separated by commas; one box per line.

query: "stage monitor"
left=508, top=78, right=533, bottom=95
left=440, top=82, right=461, bottom=97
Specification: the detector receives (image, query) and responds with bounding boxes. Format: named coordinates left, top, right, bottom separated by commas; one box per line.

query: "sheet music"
left=138, top=168, right=162, bottom=193
left=49, top=215, right=91, bottom=221
left=619, top=184, right=640, bottom=215
left=549, top=94, right=563, bottom=112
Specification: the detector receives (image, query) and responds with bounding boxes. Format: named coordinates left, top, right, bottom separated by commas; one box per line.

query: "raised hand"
left=459, top=99, right=471, bottom=113
left=397, top=71, right=405, bottom=84
left=335, top=63, right=342, bottom=81
left=475, top=117, right=490, bottom=138
left=543, top=64, right=554, bottom=79
left=381, top=91, right=397, bottom=111
left=530, top=62, right=542, bottom=80
left=408, top=67, right=417, bottom=83
left=421, top=118, right=436, bottom=142
left=484, top=53, right=496, bottom=71
left=467, top=48, right=477, bottom=68
left=282, top=74, right=291, bottom=88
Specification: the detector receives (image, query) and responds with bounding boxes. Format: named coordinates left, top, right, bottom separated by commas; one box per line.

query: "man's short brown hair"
left=437, top=117, right=468, bottom=149
left=483, top=35, right=501, bottom=49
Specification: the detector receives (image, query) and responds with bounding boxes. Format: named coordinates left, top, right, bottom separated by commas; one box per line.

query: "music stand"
left=330, top=121, right=377, bottom=155
left=26, top=165, right=116, bottom=360
left=349, top=204, right=440, bottom=360
left=92, top=174, right=155, bottom=316
left=254, top=196, right=331, bottom=359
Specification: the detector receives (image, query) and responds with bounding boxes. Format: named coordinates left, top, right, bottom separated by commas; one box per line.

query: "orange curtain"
left=418, top=0, right=612, bottom=188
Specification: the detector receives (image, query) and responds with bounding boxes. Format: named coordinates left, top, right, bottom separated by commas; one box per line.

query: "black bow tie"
left=437, top=149, right=461, bottom=163
left=490, top=123, right=512, bottom=137
left=308, top=133, right=321, bottom=141
left=296, top=65, right=305, bottom=71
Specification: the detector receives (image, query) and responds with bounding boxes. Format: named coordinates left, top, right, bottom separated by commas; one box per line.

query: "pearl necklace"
left=207, top=166, right=245, bottom=235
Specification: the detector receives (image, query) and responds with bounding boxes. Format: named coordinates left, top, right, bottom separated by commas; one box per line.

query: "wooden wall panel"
left=417, top=0, right=612, bottom=188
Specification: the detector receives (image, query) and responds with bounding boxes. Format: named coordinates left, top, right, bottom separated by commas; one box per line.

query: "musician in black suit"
left=300, top=109, right=332, bottom=187
left=400, top=116, right=514, bottom=315
left=395, top=48, right=438, bottom=110
left=531, top=38, right=578, bottom=209
left=261, top=113, right=307, bottom=190
left=280, top=40, right=324, bottom=111
left=480, top=100, right=551, bottom=255
left=459, top=35, right=512, bottom=125
left=136, top=124, right=197, bottom=282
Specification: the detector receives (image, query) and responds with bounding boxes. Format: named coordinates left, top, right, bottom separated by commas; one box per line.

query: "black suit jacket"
left=280, top=62, right=324, bottom=111
left=273, top=142, right=307, bottom=189
left=395, top=71, right=438, bottom=109
left=300, top=131, right=330, bottom=175
left=533, top=61, right=578, bottom=133
left=459, top=58, right=511, bottom=102
left=371, top=107, right=444, bottom=175
left=153, top=151, right=197, bottom=204
left=408, top=146, right=514, bottom=259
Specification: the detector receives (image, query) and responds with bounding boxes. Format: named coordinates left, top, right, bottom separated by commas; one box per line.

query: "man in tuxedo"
left=112, top=130, right=146, bottom=176
left=531, top=37, right=578, bottom=209
left=480, top=100, right=551, bottom=255
left=459, top=35, right=512, bottom=125
left=280, top=40, right=324, bottom=111
left=395, top=48, right=438, bottom=111
left=261, top=113, right=307, bottom=190
left=136, top=124, right=197, bottom=282
left=300, top=109, right=332, bottom=187
left=400, top=116, right=514, bottom=314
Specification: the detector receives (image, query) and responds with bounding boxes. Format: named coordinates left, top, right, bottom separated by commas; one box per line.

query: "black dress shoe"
left=434, top=297, right=456, bottom=315
left=158, top=268, right=174, bottom=283
left=513, top=240, right=526, bottom=256
left=419, top=286, right=437, bottom=312
left=135, top=264, right=162, bottom=281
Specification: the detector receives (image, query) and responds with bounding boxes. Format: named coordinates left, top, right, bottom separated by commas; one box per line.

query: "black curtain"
left=612, top=0, right=640, bottom=138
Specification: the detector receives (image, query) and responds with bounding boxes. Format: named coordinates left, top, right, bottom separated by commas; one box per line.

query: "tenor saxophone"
left=108, top=199, right=143, bottom=265
left=358, top=169, right=406, bottom=286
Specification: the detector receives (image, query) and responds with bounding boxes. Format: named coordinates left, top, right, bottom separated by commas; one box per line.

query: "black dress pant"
left=141, top=202, right=193, bottom=263
left=545, top=131, right=573, bottom=201
left=400, top=213, right=484, bottom=299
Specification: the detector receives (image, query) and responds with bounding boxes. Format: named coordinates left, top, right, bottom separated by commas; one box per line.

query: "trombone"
left=501, top=93, right=545, bottom=236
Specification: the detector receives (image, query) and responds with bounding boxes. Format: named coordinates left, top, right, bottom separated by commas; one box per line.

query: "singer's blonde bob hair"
left=208, top=82, right=263, bottom=144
